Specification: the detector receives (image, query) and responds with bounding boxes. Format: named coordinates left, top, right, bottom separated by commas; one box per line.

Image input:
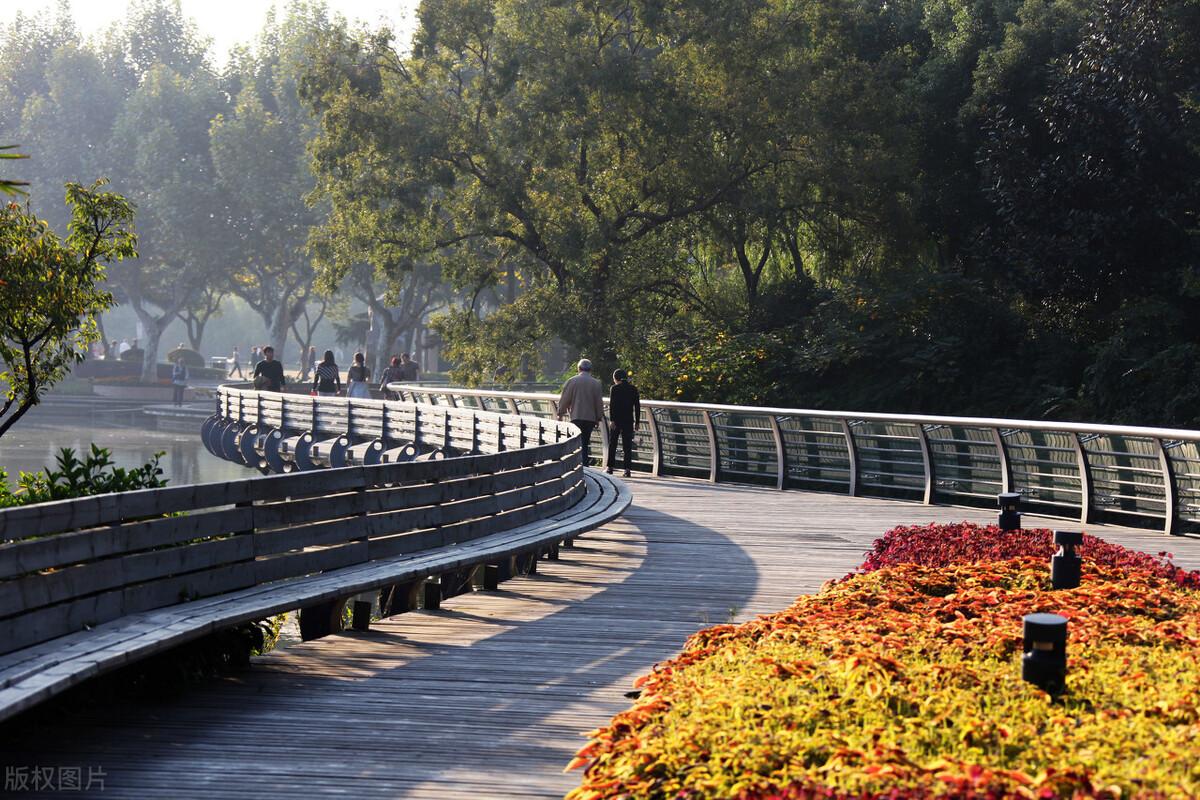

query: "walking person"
left=228, top=346, right=244, bottom=379
left=556, top=358, right=605, bottom=466
left=379, top=356, right=404, bottom=399
left=312, top=350, right=341, bottom=396
left=346, top=351, right=372, bottom=398
left=252, top=346, right=286, bottom=392
left=171, top=357, right=189, bottom=406
left=607, top=369, right=641, bottom=477
left=397, top=352, right=421, bottom=382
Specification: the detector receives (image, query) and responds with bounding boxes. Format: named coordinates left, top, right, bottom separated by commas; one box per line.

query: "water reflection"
left=0, top=407, right=248, bottom=487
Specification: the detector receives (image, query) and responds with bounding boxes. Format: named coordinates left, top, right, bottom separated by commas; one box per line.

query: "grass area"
left=567, top=524, right=1200, bottom=799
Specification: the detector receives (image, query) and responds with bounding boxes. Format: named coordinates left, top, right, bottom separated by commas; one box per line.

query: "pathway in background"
left=4, top=478, right=1199, bottom=798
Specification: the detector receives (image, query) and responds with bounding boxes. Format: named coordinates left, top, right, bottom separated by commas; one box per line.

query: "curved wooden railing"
left=387, top=384, right=1200, bottom=535
left=0, top=387, right=587, bottom=658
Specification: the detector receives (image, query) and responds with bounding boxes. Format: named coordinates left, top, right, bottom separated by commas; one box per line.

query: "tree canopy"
left=0, top=180, right=136, bottom=438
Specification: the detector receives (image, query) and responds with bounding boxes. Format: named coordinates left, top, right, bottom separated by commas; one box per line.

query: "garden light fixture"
left=1021, top=612, right=1068, bottom=695
left=998, top=492, right=1021, bottom=531
left=1051, top=530, right=1083, bottom=590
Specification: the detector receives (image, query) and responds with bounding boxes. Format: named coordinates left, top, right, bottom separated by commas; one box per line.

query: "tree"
left=211, top=3, right=335, bottom=363
left=104, top=60, right=226, bottom=381
left=176, top=284, right=226, bottom=350
left=0, top=180, right=137, bottom=439
left=979, top=0, right=1200, bottom=332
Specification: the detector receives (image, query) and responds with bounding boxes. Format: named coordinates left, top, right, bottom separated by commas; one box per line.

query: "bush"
left=568, top=525, right=1200, bottom=799
left=0, top=444, right=166, bottom=509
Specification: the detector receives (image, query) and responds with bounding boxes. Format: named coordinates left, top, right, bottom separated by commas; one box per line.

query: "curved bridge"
left=3, top=388, right=1200, bottom=798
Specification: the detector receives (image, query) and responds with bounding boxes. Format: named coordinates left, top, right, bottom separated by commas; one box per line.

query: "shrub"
left=855, top=522, right=1200, bottom=590
left=567, top=526, right=1200, bottom=799
left=0, top=444, right=166, bottom=509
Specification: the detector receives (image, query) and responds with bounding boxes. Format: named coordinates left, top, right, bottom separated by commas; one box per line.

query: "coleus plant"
left=566, top=524, right=1200, bottom=799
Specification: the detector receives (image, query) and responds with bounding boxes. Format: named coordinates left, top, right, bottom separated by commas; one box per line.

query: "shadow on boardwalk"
left=0, top=502, right=760, bottom=799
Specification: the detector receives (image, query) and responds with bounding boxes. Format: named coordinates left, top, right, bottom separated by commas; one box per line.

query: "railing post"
left=1072, top=433, right=1094, bottom=524
left=768, top=415, right=787, bottom=490
left=916, top=424, right=934, bottom=505
left=991, top=427, right=1013, bottom=494
left=1157, top=438, right=1179, bottom=536
left=646, top=408, right=664, bottom=477
left=840, top=419, right=859, bottom=497
left=702, top=411, right=719, bottom=483
left=597, top=408, right=610, bottom=469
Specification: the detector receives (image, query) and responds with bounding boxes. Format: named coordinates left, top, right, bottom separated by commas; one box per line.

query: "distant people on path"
left=313, top=350, right=341, bottom=396
left=118, top=338, right=131, bottom=355
left=346, top=352, right=372, bottom=398
left=557, top=358, right=605, bottom=466
left=108, top=340, right=119, bottom=359
left=397, top=352, right=421, bottom=382
left=380, top=356, right=404, bottom=399
left=252, top=346, right=286, bottom=392
left=171, top=357, right=189, bottom=406
left=251, top=345, right=262, bottom=364
left=308, top=346, right=317, bottom=380
left=607, top=369, right=641, bottom=477
left=228, top=346, right=244, bottom=378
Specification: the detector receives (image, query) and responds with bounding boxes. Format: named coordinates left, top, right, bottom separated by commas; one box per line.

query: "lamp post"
left=998, top=492, right=1021, bottom=531
left=1022, top=613, right=1068, bottom=695
left=1051, top=530, right=1083, bottom=590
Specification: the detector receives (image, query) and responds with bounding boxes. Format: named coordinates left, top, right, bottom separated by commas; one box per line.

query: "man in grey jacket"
left=557, top=359, right=606, bottom=466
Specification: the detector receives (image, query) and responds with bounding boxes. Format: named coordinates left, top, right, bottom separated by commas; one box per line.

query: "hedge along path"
left=5, top=479, right=1200, bottom=799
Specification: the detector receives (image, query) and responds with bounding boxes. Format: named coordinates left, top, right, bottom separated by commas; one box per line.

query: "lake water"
left=0, top=407, right=249, bottom=488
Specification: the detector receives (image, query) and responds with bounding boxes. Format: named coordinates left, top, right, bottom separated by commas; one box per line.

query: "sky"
left=0, top=0, right=422, bottom=62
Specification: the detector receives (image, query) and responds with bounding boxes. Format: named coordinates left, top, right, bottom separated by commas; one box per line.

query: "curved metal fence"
left=387, top=384, right=1200, bottom=535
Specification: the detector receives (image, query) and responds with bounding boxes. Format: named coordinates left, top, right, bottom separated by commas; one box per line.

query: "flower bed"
left=566, top=524, right=1200, bottom=799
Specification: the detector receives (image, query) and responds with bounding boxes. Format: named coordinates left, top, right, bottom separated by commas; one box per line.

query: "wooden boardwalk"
left=4, top=477, right=1200, bottom=798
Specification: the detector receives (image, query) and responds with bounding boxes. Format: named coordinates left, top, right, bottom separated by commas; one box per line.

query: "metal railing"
left=386, top=384, right=1200, bottom=535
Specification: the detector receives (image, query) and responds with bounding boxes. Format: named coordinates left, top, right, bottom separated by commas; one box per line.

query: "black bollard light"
left=1050, top=530, right=1083, bottom=590
left=1021, top=613, right=1068, bottom=695
left=998, top=492, right=1022, bottom=531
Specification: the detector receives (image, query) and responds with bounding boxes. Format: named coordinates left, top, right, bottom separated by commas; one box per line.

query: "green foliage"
left=3, top=0, right=1198, bottom=427
left=0, top=444, right=166, bottom=508
left=0, top=179, right=136, bottom=439
left=0, top=144, right=28, bottom=195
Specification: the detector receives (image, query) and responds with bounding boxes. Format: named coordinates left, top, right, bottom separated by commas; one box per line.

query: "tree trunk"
left=96, top=315, right=110, bottom=359
left=133, top=307, right=165, bottom=384
left=183, top=315, right=206, bottom=351
left=268, top=308, right=291, bottom=368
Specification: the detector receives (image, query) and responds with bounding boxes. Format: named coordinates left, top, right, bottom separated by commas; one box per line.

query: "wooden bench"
left=0, top=403, right=631, bottom=724
left=0, top=470, right=628, bottom=723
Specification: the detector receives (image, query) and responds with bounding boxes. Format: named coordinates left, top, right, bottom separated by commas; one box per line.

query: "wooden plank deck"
left=4, top=477, right=1200, bottom=798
